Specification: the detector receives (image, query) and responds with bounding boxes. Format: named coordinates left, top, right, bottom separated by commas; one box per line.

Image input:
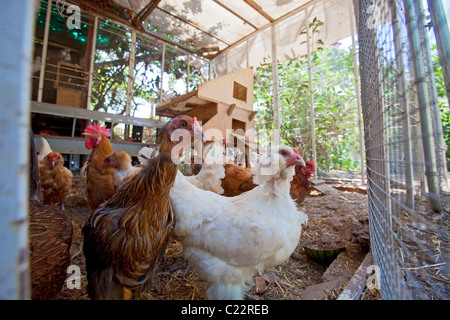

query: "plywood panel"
left=198, top=67, right=254, bottom=111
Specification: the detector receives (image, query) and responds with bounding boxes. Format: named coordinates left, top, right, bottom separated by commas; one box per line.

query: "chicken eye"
left=178, top=120, right=187, bottom=128
left=280, top=150, right=288, bottom=156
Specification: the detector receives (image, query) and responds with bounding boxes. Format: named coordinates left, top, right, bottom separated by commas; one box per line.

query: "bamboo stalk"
left=403, top=0, right=442, bottom=212
left=427, top=0, right=450, bottom=110
left=391, top=0, right=415, bottom=209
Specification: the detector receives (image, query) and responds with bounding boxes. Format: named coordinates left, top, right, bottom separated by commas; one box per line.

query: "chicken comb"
left=84, top=123, right=112, bottom=138
left=48, top=152, right=59, bottom=160
left=293, top=148, right=300, bottom=156
left=193, top=117, right=201, bottom=130
left=306, top=160, right=315, bottom=171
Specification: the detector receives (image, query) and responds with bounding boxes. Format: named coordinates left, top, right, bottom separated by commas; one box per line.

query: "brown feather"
left=221, top=163, right=312, bottom=205
left=83, top=115, right=198, bottom=299
left=84, top=133, right=115, bottom=210
left=28, top=133, right=73, bottom=300
left=39, top=152, right=73, bottom=206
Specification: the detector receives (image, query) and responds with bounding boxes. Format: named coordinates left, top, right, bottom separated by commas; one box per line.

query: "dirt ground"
left=58, top=177, right=374, bottom=300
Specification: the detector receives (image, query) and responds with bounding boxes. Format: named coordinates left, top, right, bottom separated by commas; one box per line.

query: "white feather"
left=137, top=146, right=158, bottom=166
left=170, top=145, right=308, bottom=300
left=186, top=139, right=225, bottom=194
left=37, top=137, right=52, bottom=162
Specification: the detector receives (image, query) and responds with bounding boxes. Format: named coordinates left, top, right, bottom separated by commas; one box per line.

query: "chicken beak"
left=192, top=117, right=206, bottom=143
left=296, top=155, right=306, bottom=168
left=50, top=158, right=59, bottom=169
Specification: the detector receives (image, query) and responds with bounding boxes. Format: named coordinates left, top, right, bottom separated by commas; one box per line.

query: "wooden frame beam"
left=135, top=0, right=162, bottom=26
left=213, top=0, right=258, bottom=30
left=243, top=0, right=274, bottom=23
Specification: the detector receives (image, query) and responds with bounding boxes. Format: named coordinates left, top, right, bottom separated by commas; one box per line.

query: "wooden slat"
left=212, top=0, right=258, bottom=30
left=34, top=135, right=153, bottom=156
left=156, top=90, right=199, bottom=110
left=337, top=251, right=374, bottom=300
left=243, top=0, right=274, bottom=22
left=136, top=0, right=162, bottom=25
left=31, top=101, right=164, bottom=128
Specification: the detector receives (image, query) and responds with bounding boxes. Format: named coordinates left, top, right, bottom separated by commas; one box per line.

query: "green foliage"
left=431, top=44, right=450, bottom=164
left=254, top=43, right=362, bottom=173
left=90, top=24, right=207, bottom=116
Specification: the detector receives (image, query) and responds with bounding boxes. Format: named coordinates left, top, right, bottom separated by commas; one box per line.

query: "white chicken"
left=185, top=139, right=226, bottom=195
left=170, top=145, right=308, bottom=300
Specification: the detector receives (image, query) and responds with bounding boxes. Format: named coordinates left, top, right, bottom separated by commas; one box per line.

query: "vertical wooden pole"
left=306, top=9, right=318, bottom=177
left=125, top=28, right=136, bottom=139
left=348, top=0, right=365, bottom=184
left=160, top=43, right=165, bottom=103
left=0, top=0, right=35, bottom=299
left=271, top=23, right=280, bottom=146
left=37, top=0, right=52, bottom=102
left=86, top=15, right=98, bottom=110
left=186, top=54, right=190, bottom=93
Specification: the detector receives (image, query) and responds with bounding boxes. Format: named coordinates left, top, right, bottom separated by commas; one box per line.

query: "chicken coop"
left=1, top=0, right=449, bottom=300
left=155, top=67, right=258, bottom=166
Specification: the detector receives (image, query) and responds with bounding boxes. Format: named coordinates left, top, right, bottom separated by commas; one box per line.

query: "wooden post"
left=0, top=0, right=35, bottom=299
left=37, top=0, right=52, bottom=102
left=348, top=0, right=366, bottom=184
left=306, top=9, right=318, bottom=177
left=86, top=15, right=98, bottom=110
left=160, top=43, right=165, bottom=103
left=125, top=28, right=137, bottom=139
left=271, top=23, right=280, bottom=146
left=186, top=54, right=190, bottom=93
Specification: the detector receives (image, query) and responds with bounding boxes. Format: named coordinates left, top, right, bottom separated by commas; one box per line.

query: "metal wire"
left=354, top=0, right=449, bottom=299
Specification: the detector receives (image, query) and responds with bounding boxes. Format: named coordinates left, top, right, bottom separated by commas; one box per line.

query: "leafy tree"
left=432, top=44, right=450, bottom=165
left=254, top=43, right=362, bottom=174
left=90, top=21, right=208, bottom=117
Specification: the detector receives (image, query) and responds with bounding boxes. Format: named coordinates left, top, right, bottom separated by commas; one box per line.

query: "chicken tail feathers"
left=86, top=268, right=125, bottom=300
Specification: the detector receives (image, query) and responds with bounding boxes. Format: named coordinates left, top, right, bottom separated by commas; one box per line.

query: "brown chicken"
left=28, top=130, right=73, bottom=300
left=290, top=160, right=315, bottom=205
left=221, top=152, right=315, bottom=206
left=39, top=152, right=73, bottom=210
left=82, top=115, right=203, bottom=300
left=103, top=151, right=140, bottom=190
left=81, top=123, right=115, bottom=211
left=221, top=163, right=257, bottom=197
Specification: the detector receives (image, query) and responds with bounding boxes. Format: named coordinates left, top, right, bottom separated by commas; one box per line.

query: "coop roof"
left=70, top=0, right=353, bottom=75
left=155, top=90, right=214, bottom=117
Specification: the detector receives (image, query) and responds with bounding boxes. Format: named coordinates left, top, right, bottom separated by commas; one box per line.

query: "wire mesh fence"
left=354, top=0, right=449, bottom=299
left=254, top=41, right=364, bottom=179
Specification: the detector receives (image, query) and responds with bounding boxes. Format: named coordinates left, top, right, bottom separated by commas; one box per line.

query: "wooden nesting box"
left=156, top=67, right=257, bottom=165
left=54, top=61, right=84, bottom=108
